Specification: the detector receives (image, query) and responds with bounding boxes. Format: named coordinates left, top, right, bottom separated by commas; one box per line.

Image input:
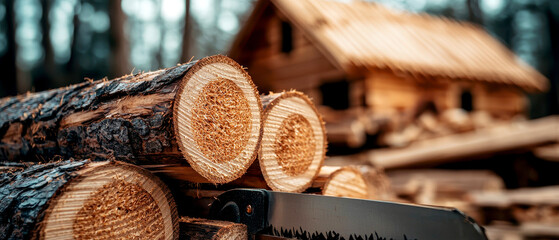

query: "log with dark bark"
left=179, top=217, right=247, bottom=240
left=257, top=91, right=326, bottom=192
left=0, top=55, right=263, bottom=183
left=0, top=159, right=179, bottom=239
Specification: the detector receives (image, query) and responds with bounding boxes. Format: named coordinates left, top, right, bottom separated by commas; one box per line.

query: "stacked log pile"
left=380, top=108, right=525, bottom=148
left=0, top=55, right=380, bottom=239
left=4, top=54, right=555, bottom=239
left=0, top=55, right=263, bottom=184
left=378, top=168, right=559, bottom=239
left=470, top=186, right=559, bottom=239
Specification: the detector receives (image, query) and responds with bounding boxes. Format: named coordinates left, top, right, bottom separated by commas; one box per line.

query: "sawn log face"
left=0, top=160, right=87, bottom=239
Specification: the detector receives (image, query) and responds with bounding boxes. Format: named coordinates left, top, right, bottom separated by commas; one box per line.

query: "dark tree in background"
left=0, top=0, right=556, bottom=118
left=0, top=0, right=17, bottom=97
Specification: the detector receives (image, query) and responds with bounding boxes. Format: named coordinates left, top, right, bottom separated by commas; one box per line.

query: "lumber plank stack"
left=367, top=116, right=559, bottom=169
left=388, top=169, right=505, bottom=203
left=470, top=186, right=559, bottom=239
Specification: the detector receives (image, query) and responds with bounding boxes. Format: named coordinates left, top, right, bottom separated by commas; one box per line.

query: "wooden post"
left=0, top=55, right=263, bottom=184
left=0, top=160, right=179, bottom=240
left=257, top=91, right=326, bottom=192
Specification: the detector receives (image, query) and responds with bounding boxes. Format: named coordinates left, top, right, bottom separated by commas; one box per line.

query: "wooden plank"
left=484, top=225, right=523, bottom=240
left=270, top=68, right=345, bottom=91
left=325, top=117, right=367, bottom=148
left=365, top=73, right=419, bottom=110
left=388, top=169, right=504, bottom=199
left=249, top=45, right=330, bottom=71
left=475, top=87, right=526, bottom=115
left=249, top=55, right=337, bottom=84
left=533, top=143, right=559, bottom=161
left=521, top=222, right=559, bottom=238
left=469, top=185, right=559, bottom=208
left=366, top=116, right=559, bottom=169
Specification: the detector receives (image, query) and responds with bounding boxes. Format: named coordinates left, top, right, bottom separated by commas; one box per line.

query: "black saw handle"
left=209, top=189, right=269, bottom=235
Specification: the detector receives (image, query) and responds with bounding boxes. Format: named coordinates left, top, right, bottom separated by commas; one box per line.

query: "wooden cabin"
left=229, top=0, right=548, bottom=147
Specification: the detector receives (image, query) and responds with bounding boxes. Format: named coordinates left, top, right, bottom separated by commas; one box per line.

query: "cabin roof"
left=230, top=0, right=548, bottom=92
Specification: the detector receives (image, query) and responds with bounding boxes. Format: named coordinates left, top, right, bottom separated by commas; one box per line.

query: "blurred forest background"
left=0, top=0, right=557, bottom=118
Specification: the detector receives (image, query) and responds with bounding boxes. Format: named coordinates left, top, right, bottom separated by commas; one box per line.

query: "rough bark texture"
left=0, top=61, right=196, bottom=164
left=0, top=159, right=88, bottom=239
left=0, top=159, right=180, bottom=240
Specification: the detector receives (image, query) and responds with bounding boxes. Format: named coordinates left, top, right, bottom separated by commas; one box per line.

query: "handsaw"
left=209, top=189, right=487, bottom=240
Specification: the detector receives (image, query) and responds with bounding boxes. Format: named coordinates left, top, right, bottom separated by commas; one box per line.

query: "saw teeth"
left=261, top=225, right=416, bottom=240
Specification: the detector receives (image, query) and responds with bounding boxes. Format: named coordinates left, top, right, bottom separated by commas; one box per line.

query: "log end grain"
left=323, top=166, right=369, bottom=199
left=173, top=55, right=263, bottom=184
left=39, top=161, right=179, bottom=240
left=259, top=91, right=327, bottom=192
left=179, top=217, right=247, bottom=240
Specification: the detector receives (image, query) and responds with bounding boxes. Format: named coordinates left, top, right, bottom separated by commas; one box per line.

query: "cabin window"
left=320, top=81, right=350, bottom=110
left=460, top=90, right=473, bottom=112
left=280, top=21, right=293, bottom=53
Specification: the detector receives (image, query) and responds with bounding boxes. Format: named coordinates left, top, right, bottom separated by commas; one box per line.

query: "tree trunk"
left=179, top=217, right=247, bottom=240
left=0, top=159, right=179, bottom=240
left=257, top=91, right=326, bottom=192
left=180, top=0, right=192, bottom=63
left=109, top=0, right=130, bottom=77
left=0, top=55, right=263, bottom=184
left=35, top=0, right=55, bottom=92
left=0, top=0, right=17, bottom=97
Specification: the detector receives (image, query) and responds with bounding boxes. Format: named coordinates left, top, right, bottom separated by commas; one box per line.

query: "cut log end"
left=259, top=91, right=326, bottom=192
left=323, top=166, right=369, bottom=199
left=39, top=161, right=179, bottom=240
left=174, top=55, right=262, bottom=184
left=179, top=217, right=247, bottom=240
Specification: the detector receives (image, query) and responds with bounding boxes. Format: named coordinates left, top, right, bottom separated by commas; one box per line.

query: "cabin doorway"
left=320, top=81, right=350, bottom=110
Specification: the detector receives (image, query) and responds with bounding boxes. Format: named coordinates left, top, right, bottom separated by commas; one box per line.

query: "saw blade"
left=265, top=191, right=487, bottom=240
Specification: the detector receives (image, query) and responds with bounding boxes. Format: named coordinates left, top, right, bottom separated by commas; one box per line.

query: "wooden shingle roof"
left=231, top=0, right=548, bottom=91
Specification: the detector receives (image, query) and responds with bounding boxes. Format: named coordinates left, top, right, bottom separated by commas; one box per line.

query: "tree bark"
left=0, top=159, right=179, bottom=240
left=0, top=55, right=263, bottom=184
left=180, top=217, right=247, bottom=240
left=0, top=61, right=195, bottom=162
